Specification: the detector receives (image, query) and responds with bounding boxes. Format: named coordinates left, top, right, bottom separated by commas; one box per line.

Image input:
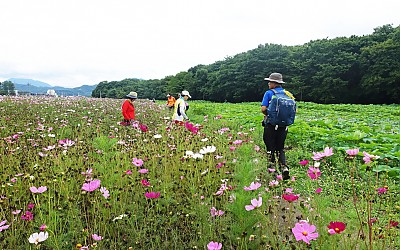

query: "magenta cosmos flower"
left=144, top=192, right=160, bottom=199
left=376, top=187, right=388, bottom=195
left=282, top=193, right=300, bottom=202
left=292, top=221, right=319, bottom=244
left=139, top=124, right=148, bottom=132
left=81, top=179, right=101, bottom=192
left=207, top=241, right=222, bottom=250
left=141, top=179, right=151, bottom=186
left=327, top=221, right=346, bottom=234
left=298, top=160, right=309, bottom=166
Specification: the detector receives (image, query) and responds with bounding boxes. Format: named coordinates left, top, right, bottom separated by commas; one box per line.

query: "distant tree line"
left=0, top=81, right=16, bottom=95
left=92, top=24, right=400, bottom=104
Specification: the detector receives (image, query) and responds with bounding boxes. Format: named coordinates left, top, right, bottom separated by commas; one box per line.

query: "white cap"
left=181, top=90, right=191, bottom=98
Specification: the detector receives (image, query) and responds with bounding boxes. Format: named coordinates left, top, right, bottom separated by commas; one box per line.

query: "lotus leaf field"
left=0, top=96, right=399, bottom=250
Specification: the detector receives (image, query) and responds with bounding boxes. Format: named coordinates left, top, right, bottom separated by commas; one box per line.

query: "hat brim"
left=264, top=78, right=285, bottom=84
left=126, top=95, right=137, bottom=99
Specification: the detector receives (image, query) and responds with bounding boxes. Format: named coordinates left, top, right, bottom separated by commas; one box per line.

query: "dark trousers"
left=263, top=124, right=288, bottom=166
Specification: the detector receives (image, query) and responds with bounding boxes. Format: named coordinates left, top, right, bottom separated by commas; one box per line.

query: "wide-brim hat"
left=126, top=91, right=138, bottom=99
left=181, top=90, right=191, bottom=98
left=264, top=73, right=285, bottom=84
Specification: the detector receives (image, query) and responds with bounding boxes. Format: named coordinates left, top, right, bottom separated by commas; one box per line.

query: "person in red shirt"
left=121, top=91, right=137, bottom=125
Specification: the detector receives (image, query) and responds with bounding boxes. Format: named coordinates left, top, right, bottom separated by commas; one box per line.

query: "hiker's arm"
left=261, top=105, right=268, bottom=116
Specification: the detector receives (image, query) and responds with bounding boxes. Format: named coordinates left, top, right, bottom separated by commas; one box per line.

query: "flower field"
left=0, top=96, right=399, bottom=249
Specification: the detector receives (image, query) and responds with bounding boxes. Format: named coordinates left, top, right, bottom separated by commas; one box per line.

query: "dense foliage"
left=0, top=96, right=399, bottom=249
left=92, top=24, right=400, bottom=104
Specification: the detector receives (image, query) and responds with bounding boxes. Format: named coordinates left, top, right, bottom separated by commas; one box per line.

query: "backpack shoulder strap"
left=271, top=89, right=278, bottom=94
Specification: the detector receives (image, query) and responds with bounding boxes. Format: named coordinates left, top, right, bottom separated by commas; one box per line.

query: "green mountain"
left=10, top=78, right=97, bottom=96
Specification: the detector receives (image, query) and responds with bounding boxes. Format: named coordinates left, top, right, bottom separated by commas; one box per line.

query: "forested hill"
left=92, top=24, right=400, bottom=104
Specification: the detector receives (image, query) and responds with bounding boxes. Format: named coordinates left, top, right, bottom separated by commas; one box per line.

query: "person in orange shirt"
left=166, top=94, right=176, bottom=110
left=121, top=91, right=137, bottom=125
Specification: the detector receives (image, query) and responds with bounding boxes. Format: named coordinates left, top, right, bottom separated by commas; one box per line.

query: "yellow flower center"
left=302, top=231, right=308, bottom=236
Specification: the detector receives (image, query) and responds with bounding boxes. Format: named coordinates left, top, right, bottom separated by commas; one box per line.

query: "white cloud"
left=0, top=0, right=399, bottom=87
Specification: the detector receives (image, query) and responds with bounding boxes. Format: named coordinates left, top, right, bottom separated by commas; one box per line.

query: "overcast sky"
left=1, top=0, right=399, bottom=88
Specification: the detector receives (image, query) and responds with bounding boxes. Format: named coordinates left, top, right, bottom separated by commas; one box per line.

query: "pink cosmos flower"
left=39, top=224, right=47, bottom=231
left=243, top=182, right=261, bottom=191
left=292, top=221, right=319, bottom=244
left=346, top=148, right=359, bottom=156
left=92, top=234, right=103, bottom=241
left=254, top=145, right=260, bottom=152
left=100, top=187, right=110, bottom=199
left=307, top=167, right=321, bottom=180
left=268, top=168, right=276, bottom=172
left=276, top=175, right=283, bottom=180
left=233, top=140, right=243, bottom=145
left=299, top=159, right=309, bottom=166
left=81, top=179, right=101, bottom=192
left=245, top=197, right=262, bottom=211
left=210, top=207, right=225, bottom=217
left=132, top=158, right=144, bottom=167
left=58, top=139, right=75, bottom=147
left=229, top=146, right=236, bottom=151
left=216, top=162, right=225, bottom=169
left=138, top=169, right=149, bottom=174
left=207, top=241, right=222, bottom=250
left=0, top=220, right=9, bottom=232
left=30, top=186, right=47, bottom=194
left=312, top=147, right=333, bottom=161
left=27, top=203, right=35, bottom=210
left=285, top=188, right=293, bottom=193
left=362, top=151, right=380, bottom=164
left=141, top=179, right=151, bottom=186
left=12, top=210, right=21, bottom=215
left=145, top=192, right=160, bottom=199
left=269, top=180, right=279, bottom=187
left=81, top=168, right=93, bottom=177
left=125, top=169, right=132, bottom=175
left=315, top=188, right=322, bottom=194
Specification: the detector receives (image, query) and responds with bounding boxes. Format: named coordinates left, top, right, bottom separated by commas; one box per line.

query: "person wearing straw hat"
left=261, top=73, right=292, bottom=180
left=121, top=91, right=137, bottom=125
left=172, top=90, right=191, bottom=124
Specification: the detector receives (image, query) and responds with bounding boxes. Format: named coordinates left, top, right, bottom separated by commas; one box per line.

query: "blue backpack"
left=267, top=89, right=296, bottom=127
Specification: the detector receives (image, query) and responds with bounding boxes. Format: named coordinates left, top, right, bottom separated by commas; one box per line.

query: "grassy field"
left=0, top=96, right=399, bottom=249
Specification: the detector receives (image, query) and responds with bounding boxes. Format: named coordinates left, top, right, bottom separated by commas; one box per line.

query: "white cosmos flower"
left=192, top=153, right=204, bottom=159
left=201, top=138, right=208, bottom=142
left=28, top=232, right=49, bottom=244
left=153, top=134, right=162, bottom=139
left=200, top=145, right=216, bottom=154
